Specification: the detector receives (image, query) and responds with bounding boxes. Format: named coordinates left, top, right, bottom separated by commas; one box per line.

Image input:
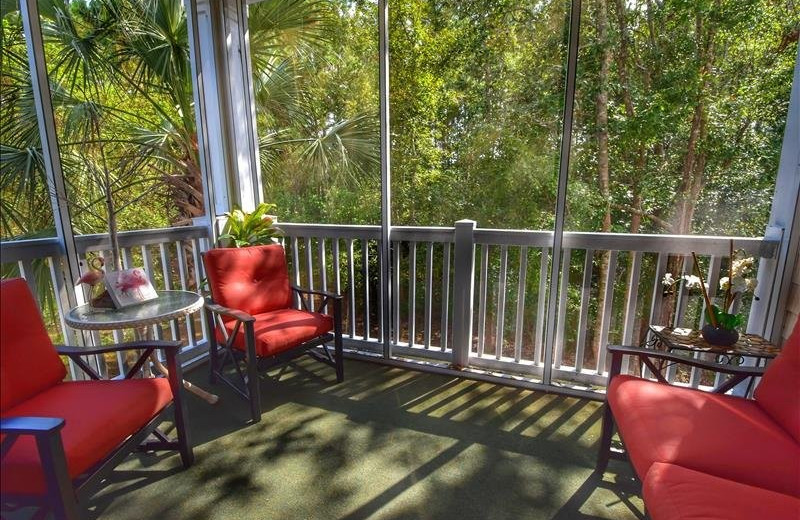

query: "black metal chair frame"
left=0, top=341, right=194, bottom=520
left=595, top=344, right=767, bottom=475
left=204, top=285, right=343, bottom=423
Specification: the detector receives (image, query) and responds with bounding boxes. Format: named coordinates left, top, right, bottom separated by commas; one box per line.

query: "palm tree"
left=248, top=0, right=380, bottom=199
left=0, top=0, right=378, bottom=240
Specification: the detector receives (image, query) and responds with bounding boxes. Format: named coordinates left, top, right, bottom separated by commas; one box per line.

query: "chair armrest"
left=291, top=285, right=342, bottom=300
left=56, top=340, right=182, bottom=357
left=204, top=301, right=255, bottom=323
left=607, top=344, right=767, bottom=377
left=1, top=416, right=65, bottom=436
left=0, top=416, right=76, bottom=516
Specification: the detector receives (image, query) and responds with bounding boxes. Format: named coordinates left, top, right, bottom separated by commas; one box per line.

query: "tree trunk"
left=660, top=12, right=716, bottom=327
left=591, top=0, right=614, bottom=362
left=106, top=188, right=123, bottom=272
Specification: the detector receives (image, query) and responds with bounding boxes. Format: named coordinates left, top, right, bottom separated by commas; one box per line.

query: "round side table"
left=65, top=290, right=218, bottom=404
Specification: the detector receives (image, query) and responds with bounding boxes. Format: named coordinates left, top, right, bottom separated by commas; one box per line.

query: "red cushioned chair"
left=0, top=278, right=193, bottom=520
left=643, top=462, right=800, bottom=520
left=597, top=320, right=800, bottom=519
left=202, top=244, right=343, bottom=423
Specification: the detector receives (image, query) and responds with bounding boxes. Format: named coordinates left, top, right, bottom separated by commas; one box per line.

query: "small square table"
left=645, top=325, right=780, bottom=394
left=647, top=325, right=780, bottom=364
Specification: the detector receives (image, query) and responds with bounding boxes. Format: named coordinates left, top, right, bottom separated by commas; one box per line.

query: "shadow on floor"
left=19, top=357, right=648, bottom=520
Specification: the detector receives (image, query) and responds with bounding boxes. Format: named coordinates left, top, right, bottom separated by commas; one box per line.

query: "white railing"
left=1, top=226, right=212, bottom=379
left=280, top=224, right=384, bottom=345
left=2, top=221, right=779, bottom=390
left=280, top=221, right=778, bottom=389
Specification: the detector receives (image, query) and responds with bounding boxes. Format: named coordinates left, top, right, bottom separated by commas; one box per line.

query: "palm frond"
left=116, top=0, right=190, bottom=110
left=248, top=0, right=335, bottom=69
left=298, top=113, right=379, bottom=184
left=253, top=58, right=307, bottom=126
left=39, top=0, right=118, bottom=90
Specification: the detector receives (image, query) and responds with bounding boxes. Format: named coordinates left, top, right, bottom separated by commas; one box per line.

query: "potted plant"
left=663, top=241, right=758, bottom=346
left=217, top=203, right=284, bottom=247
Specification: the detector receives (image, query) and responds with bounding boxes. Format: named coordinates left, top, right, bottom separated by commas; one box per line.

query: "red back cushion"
left=203, top=244, right=292, bottom=316
left=754, top=319, right=800, bottom=443
left=1, top=278, right=66, bottom=411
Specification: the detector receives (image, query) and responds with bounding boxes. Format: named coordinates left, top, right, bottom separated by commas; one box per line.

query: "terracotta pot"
left=701, top=324, right=739, bottom=346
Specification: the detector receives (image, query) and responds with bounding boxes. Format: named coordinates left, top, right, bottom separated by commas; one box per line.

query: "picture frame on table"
left=105, top=268, right=158, bottom=308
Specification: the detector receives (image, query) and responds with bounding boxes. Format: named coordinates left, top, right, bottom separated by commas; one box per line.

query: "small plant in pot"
left=664, top=241, right=758, bottom=346
left=217, top=203, right=284, bottom=247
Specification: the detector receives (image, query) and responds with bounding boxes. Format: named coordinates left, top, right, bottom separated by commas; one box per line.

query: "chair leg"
left=205, top=307, right=219, bottom=385
left=244, top=322, right=261, bottom=423
left=166, top=349, right=194, bottom=468
left=596, top=401, right=615, bottom=474
left=334, top=299, right=344, bottom=383
left=36, top=430, right=80, bottom=520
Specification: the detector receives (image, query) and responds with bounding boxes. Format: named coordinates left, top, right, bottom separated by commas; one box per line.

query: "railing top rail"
left=279, top=222, right=381, bottom=240
left=392, top=226, right=455, bottom=243
left=468, top=228, right=774, bottom=256
left=562, top=232, right=776, bottom=257
left=475, top=229, right=554, bottom=247
left=0, top=237, right=64, bottom=263
left=75, top=225, right=209, bottom=254
left=3, top=223, right=777, bottom=266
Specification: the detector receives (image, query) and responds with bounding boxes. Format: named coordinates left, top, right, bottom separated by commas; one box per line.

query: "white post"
left=452, top=220, right=476, bottom=368
left=747, top=47, right=800, bottom=343
left=190, top=0, right=262, bottom=220
left=19, top=0, right=80, bottom=347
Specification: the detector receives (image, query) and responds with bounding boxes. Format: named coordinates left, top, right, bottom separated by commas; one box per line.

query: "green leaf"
left=215, top=204, right=282, bottom=247
left=709, top=304, right=744, bottom=330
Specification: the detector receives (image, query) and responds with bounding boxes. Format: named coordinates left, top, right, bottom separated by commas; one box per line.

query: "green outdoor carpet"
left=83, top=358, right=645, bottom=520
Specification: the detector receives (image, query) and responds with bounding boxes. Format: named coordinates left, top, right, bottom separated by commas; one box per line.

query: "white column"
left=19, top=0, right=81, bottom=328
left=747, top=47, right=800, bottom=342
left=188, top=0, right=262, bottom=227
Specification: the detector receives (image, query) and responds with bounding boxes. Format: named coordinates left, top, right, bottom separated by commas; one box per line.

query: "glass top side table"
left=65, top=290, right=204, bottom=330
left=65, top=290, right=217, bottom=404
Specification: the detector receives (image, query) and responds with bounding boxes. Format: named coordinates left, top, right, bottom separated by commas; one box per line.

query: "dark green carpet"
left=86, top=358, right=644, bottom=520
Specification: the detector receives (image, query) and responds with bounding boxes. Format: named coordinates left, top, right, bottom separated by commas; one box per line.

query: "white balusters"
left=513, top=247, right=528, bottom=363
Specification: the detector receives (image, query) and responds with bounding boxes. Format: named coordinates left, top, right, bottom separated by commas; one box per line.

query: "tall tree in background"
left=571, top=0, right=797, bottom=352
left=591, top=0, right=613, bottom=357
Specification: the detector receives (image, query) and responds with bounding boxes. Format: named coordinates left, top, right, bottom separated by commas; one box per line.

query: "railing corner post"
left=452, top=219, right=476, bottom=368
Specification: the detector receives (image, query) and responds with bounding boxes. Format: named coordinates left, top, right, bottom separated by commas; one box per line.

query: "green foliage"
left=217, top=203, right=284, bottom=248
left=4, top=0, right=794, bottom=237
left=1, top=0, right=199, bottom=240
left=248, top=0, right=381, bottom=224
left=708, top=304, right=744, bottom=330
left=247, top=0, right=795, bottom=235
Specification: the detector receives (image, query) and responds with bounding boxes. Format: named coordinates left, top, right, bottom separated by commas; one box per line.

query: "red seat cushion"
left=608, top=374, right=800, bottom=496
left=1, top=278, right=66, bottom=412
left=203, top=245, right=292, bottom=316
left=221, top=308, right=333, bottom=357
left=754, top=319, right=800, bottom=443
left=1, top=378, right=173, bottom=495
left=643, top=462, right=800, bottom=520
